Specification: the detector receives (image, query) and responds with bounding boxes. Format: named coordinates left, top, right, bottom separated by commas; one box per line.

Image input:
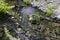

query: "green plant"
left=4, top=27, right=13, bottom=38
left=46, top=6, right=57, bottom=16
left=0, top=0, right=14, bottom=12
left=23, top=0, right=30, bottom=4
left=48, top=26, right=56, bottom=30
left=4, top=27, right=18, bottom=40
left=33, top=14, right=40, bottom=22
left=0, top=0, right=14, bottom=18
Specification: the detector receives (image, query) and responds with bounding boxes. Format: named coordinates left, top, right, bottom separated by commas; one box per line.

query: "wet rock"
left=53, top=6, right=60, bottom=19
left=30, top=0, right=60, bottom=20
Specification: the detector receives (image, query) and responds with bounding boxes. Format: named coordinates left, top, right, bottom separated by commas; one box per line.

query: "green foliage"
left=4, top=27, right=18, bottom=40
left=0, top=0, right=14, bottom=18
left=23, top=0, right=30, bottom=4
left=46, top=6, right=57, bottom=16
left=4, top=27, right=13, bottom=38
left=32, top=14, right=40, bottom=22
left=0, top=0, right=13, bottom=12
left=48, top=26, right=56, bottom=30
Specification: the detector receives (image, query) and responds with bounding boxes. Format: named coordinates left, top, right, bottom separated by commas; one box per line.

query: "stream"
left=0, top=0, right=60, bottom=40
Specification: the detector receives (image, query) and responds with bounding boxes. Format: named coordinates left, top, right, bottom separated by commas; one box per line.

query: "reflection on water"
left=21, top=7, right=36, bottom=28
left=21, top=7, right=35, bottom=15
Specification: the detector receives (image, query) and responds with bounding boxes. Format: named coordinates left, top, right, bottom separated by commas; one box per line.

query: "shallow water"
left=21, top=7, right=35, bottom=15
left=20, top=7, right=37, bottom=28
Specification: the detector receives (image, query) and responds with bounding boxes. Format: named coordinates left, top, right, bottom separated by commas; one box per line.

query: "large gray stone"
left=30, top=0, right=60, bottom=19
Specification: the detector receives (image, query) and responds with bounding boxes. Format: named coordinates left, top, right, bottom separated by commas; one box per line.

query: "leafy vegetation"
left=32, top=14, right=41, bottom=22
left=0, top=0, right=15, bottom=40
left=46, top=5, right=57, bottom=16
left=23, top=0, right=30, bottom=4
left=0, top=0, right=14, bottom=18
